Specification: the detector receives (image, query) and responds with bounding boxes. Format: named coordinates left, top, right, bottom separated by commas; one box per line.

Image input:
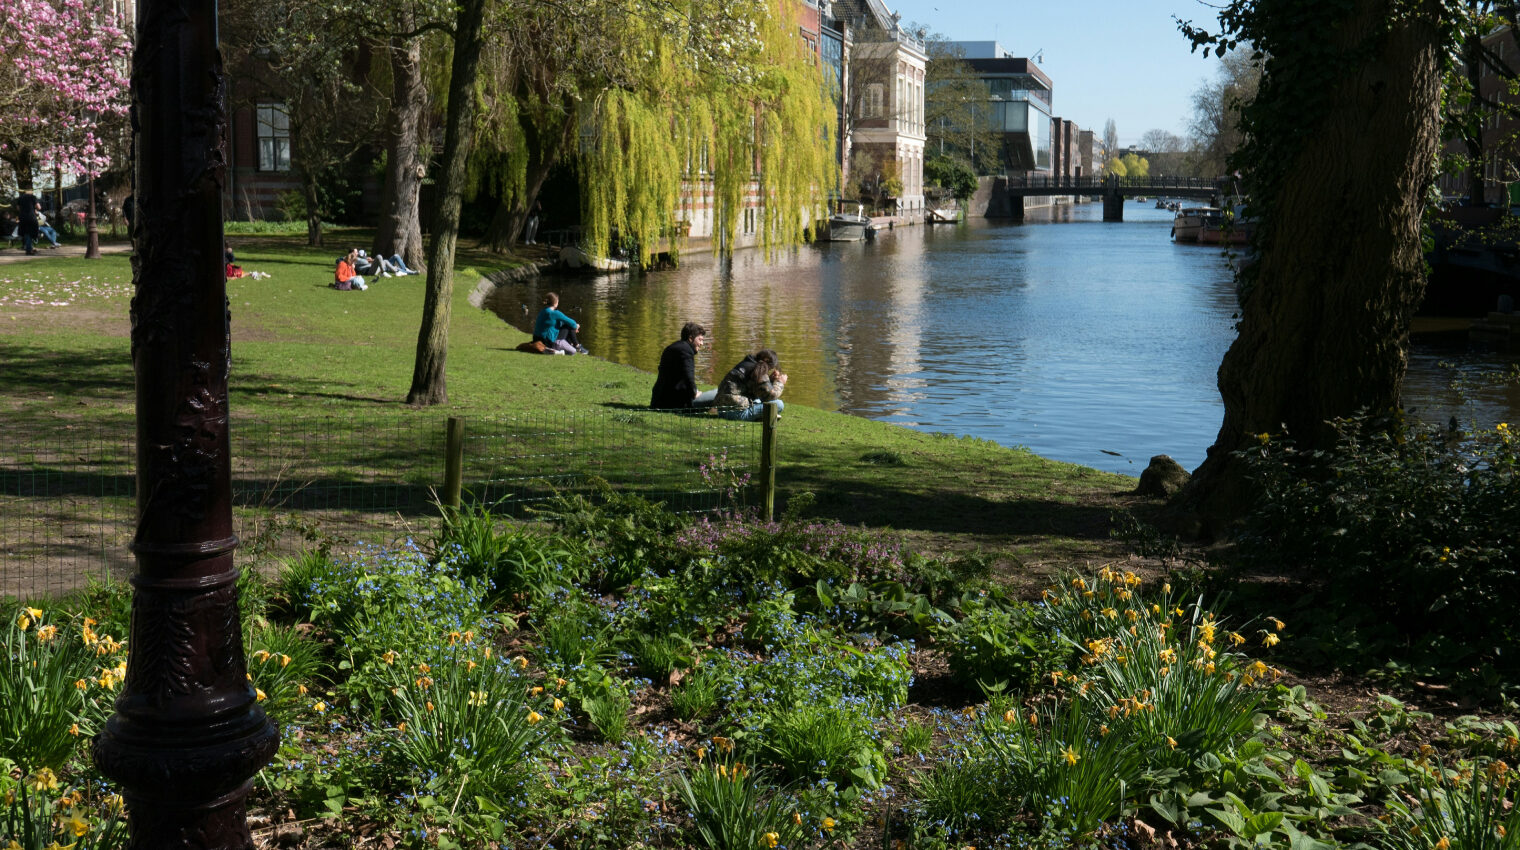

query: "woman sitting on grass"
left=533, top=292, right=587, bottom=354
left=713, top=348, right=785, bottom=421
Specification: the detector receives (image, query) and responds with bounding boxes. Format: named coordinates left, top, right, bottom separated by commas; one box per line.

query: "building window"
left=864, top=84, right=884, bottom=118
left=257, top=103, right=291, bottom=172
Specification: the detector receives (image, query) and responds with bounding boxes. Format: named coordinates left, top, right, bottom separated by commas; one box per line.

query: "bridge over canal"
left=999, top=175, right=1231, bottom=221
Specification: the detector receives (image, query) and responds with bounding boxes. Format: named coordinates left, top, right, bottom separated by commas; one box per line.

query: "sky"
left=884, top=0, right=1233, bottom=147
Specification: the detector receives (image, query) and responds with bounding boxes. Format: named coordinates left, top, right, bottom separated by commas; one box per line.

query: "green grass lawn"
left=0, top=233, right=1142, bottom=576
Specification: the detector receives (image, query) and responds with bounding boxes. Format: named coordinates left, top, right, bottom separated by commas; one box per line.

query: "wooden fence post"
left=760, top=401, right=779, bottom=522
left=444, top=416, right=465, bottom=513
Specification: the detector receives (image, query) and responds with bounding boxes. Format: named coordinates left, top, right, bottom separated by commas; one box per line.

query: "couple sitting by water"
left=650, top=322, right=786, bottom=421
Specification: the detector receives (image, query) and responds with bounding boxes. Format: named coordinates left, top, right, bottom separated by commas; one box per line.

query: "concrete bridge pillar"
left=1102, top=188, right=1124, bottom=222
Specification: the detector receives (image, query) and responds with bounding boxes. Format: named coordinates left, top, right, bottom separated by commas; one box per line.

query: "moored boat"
left=826, top=202, right=872, bottom=242
left=1170, top=206, right=1221, bottom=243
left=559, top=245, right=630, bottom=272
left=926, top=205, right=960, bottom=224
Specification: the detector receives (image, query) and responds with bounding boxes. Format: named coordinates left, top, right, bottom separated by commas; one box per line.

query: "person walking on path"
left=650, top=322, right=711, bottom=409
left=16, top=191, right=40, bottom=255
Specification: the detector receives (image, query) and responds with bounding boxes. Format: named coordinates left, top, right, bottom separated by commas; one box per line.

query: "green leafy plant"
left=1382, top=758, right=1520, bottom=850
left=754, top=704, right=885, bottom=788
left=1, top=606, right=123, bottom=772
left=0, top=772, right=125, bottom=850
left=246, top=623, right=323, bottom=723
left=675, top=758, right=806, bottom=850
left=939, top=595, right=1065, bottom=694
left=672, top=665, right=725, bottom=722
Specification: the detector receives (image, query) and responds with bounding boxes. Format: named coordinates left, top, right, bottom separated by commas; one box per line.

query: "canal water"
left=483, top=201, right=1520, bottom=476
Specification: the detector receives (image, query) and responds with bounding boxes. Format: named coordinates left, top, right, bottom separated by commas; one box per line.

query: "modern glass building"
left=951, top=42, right=1054, bottom=174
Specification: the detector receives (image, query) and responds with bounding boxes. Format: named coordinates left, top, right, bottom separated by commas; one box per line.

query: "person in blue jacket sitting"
left=533, top=292, right=587, bottom=354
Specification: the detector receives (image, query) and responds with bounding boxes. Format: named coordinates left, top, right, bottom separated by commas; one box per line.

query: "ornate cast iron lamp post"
left=92, top=0, right=279, bottom=846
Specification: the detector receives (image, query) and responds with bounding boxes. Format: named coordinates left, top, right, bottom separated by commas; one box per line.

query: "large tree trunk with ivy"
left=374, top=25, right=427, bottom=270
left=1176, top=0, right=1446, bottom=535
left=406, top=0, right=487, bottom=406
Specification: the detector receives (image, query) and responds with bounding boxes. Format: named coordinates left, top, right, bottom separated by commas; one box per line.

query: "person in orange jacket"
left=333, top=248, right=367, bottom=290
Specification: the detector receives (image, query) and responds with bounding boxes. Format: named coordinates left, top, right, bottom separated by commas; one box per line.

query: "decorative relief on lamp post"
left=93, top=0, right=279, bottom=846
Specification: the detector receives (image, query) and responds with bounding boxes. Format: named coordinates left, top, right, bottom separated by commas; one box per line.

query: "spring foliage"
left=579, top=0, right=838, bottom=265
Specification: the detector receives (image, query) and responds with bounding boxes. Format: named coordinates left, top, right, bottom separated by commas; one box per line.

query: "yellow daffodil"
left=16, top=613, right=31, bottom=631
left=74, top=678, right=87, bottom=690
left=552, top=698, right=564, bottom=712
left=255, top=689, right=266, bottom=702
left=822, top=816, right=836, bottom=831
left=426, top=701, right=435, bottom=712
left=25, top=607, right=42, bottom=620
left=1028, top=712, right=1039, bottom=727
left=1162, top=583, right=1171, bottom=594
left=1101, top=607, right=1118, bottom=620
left=280, top=654, right=291, bottom=667
left=469, top=691, right=488, bottom=707
left=466, top=660, right=477, bottom=672
left=1158, top=647, right=1177, bottom=664
left=1167, top=736, right=1177, bottom=749
left=382, top=650, right=396, bottom=665
left=1266, top=616, right=1285, bottom=632
left=760, top=832, right=779, bottom=848
left=62, top=810, right=90, bottom=837
left=1262, top=632, right=1280, bottom=647
left=696, top=746, right=707, bottom=760
left=1062, top=746, right=1079, bottom=766
left=68, top=723, right=79, bottom=736
left=28, top=768, right=60, bottom=792
left=297, top=684, right=308, bottom=696
left=1099, top=724, right=1109, bottom=736
left=527, top=710, right=543, bottom=724
left=555, top=677, right=567, bottom=689
left=1003, top=710, right=1016, bottom=724
left=515, top=656, right=529, bottom=669
left=416, top=662, right=431, bottom=674
left=1435, top=837, right=1450, bottom=850
left=253, top=649, right=271, bottom=663
left=1229, top=631, right=1246, bottom=646
left=531, top=686, right=544, bottom=696
left=313, top=701, right=327, bottom=714
left=962, top=707, right=977, bottom=719
left=36, top=624, right=57, bottom=642
left=416, top=676, right=433, bottom=689
left=792, top=812, right=803, bottom=826
left=447, top=630, right=462, bottom=645
left=398, top=722, right=407, bottom=733
left=714, top=735, right=734, bottom=753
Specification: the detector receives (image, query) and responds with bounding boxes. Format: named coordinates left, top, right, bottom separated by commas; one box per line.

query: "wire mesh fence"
left=2, top=407, right=767, bottom=601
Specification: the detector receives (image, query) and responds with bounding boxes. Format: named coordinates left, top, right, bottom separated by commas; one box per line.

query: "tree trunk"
left=3, top=146, right=36, bottom=191
left=1175, top=3, right=1445, bottom=536
left=374, top=23, right=426, bottom=271
left=303, top=174, right=323, bottom=247
left=406, top=0, right=488, bottom=406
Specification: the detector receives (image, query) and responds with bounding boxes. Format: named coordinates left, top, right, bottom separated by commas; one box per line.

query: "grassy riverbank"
left=0, top=234, right=1140, bottom=570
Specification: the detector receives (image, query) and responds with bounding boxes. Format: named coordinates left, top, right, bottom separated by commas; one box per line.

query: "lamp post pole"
left=91, top=0, right=278, bottom=846
left=86, top=168, right=100, bottom=258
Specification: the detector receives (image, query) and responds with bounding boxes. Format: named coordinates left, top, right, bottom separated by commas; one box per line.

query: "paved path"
left=0, top=241, right=133, bottom=264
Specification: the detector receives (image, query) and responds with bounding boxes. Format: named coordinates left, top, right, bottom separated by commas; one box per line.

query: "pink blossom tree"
left=0, top=0, right=130, bottom=191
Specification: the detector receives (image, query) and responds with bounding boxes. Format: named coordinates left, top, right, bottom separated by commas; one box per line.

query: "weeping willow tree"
left=579, top=0, right=839, bottom=266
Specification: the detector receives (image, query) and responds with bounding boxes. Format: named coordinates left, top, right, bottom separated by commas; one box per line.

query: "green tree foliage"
left=1443, top=1, right=1520, bottom=204
left=578, top=0, right=837, bottom=264
left=922, top=35, right=1002, bottom=175
left=923, top=155, right=977, bottom=200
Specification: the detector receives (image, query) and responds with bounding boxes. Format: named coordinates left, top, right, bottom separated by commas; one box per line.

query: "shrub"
left=430, top=503, right=586, bottom=606
left=1237, top=415, right=1520, bottom=667
left=939, top=595, right=1066, bottom=694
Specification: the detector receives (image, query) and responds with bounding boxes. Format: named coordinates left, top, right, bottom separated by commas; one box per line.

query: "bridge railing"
left=1004, top=175, right=1228, bottom=193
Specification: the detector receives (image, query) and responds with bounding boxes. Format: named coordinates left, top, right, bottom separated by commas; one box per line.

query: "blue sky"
left=885, top=0, right=1232, bottom=147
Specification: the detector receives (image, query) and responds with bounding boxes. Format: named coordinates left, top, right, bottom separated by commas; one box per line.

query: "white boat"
left=1170, top=206, right=1221, bottom=243
left=826, top=202, right=872, bottom=242
left=926, top=206, right=960, bottom=224
left=559, top=245, right=629, bottom=272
